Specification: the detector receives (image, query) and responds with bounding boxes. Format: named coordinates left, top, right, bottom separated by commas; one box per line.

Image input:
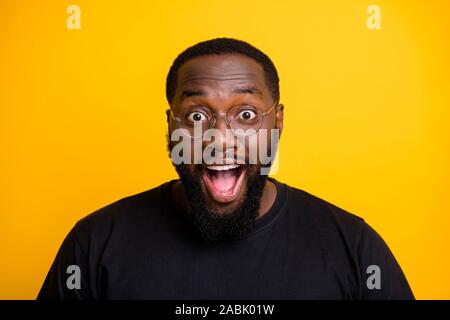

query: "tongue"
left=210, top=170, right=236, bottom=192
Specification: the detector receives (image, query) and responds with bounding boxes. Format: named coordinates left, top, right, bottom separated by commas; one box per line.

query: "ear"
left=166, top=109, right=174, bottom=135
left=275, top=104, right=284, bottom=138
left=166, top=109, right=171, bottom=125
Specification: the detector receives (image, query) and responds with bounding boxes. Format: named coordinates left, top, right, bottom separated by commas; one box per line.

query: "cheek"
left=244, top=132, right=274, bottom=165
left=168, top=131, right=200, bottom=164
left=258, top=116, right=278, bottom=146
left=185, top=163, right=200, bottom=176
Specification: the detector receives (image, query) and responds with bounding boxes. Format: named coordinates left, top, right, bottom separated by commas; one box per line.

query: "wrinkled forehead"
left=174, top=54, right=270, bottom=104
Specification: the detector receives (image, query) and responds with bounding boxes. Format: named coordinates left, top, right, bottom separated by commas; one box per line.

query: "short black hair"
left=165, top=37, right=280, bottom=105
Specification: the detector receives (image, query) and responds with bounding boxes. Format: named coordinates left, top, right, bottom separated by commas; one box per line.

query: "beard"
left=167, top=134, right=269, bottom=245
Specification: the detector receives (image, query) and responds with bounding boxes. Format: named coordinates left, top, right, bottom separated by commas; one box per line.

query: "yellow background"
left=1, top=0, right=449, bottom=299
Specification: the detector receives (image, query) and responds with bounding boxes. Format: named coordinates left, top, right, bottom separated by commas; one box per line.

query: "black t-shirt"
left=37, top=178, right=414, bottom=300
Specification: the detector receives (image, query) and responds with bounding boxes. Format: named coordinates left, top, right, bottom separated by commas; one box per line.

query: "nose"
left=203, top=114, right=236, bottom=163
left=211, top=113, right=229, bottom=133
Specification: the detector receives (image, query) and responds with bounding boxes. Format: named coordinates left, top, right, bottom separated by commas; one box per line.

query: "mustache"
left=202, top=148, right=247, bottom=165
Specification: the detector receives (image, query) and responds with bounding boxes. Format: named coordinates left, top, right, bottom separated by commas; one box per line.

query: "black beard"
left=174, top=163, right=267, bottom=245
left=167, top=134, right=268, bottom=244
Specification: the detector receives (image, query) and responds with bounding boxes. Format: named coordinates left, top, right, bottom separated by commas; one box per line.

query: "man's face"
left=167, top=53, right=283, bottom=242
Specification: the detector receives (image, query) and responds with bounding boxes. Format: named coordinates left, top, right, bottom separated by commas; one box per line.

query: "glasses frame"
left=169, top=99, right=280, bottom=137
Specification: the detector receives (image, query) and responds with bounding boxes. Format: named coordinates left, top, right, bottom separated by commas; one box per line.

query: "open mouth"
left=202, top=164, right=246, bottom=203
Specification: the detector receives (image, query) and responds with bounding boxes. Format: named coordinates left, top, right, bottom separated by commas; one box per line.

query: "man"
left=38, top=38, right=414, bottom=299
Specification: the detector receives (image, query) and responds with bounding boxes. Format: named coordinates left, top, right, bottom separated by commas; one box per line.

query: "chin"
left=174, top=162, right=267, bottom=243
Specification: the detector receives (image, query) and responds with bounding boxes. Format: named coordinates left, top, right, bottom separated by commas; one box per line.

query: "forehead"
left=175, top=54, right=269, bottom=100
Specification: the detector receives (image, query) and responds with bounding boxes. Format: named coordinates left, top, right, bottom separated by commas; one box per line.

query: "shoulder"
left=282, top=182, right=392, bottom=258
left=279, top=181, right=391, bottom=259
left=71, top=182, right=169, bottom=246
left=283, top=183, right=367, bottom=233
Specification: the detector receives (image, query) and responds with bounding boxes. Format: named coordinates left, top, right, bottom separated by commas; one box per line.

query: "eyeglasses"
left=169, top=99, right=279, bottom=137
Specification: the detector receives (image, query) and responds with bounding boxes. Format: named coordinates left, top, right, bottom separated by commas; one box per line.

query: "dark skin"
left=167, top=53, right=284, bottom=219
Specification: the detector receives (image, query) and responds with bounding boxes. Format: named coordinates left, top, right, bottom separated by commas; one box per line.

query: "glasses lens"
left=179, top=109, right=211, bottom=137
left=228, top=105, right=263, bottom=136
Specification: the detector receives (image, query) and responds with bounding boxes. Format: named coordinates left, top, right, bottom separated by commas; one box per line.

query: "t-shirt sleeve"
left=37, top=225, right=94, bottom=300
left=356, top=221, right=415, bottom=300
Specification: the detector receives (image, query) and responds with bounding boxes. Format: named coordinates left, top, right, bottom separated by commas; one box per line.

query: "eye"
left=237, top=109, right=257, bottom=121
left=186, top=111, right=208, bottom=123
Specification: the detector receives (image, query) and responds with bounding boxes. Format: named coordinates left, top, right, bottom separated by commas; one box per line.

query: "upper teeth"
left=207, top=164, right=240, bottom=171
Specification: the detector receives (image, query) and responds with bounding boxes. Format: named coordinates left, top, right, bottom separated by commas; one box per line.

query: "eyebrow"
left=232, top=86, right=263, bottom=97
left=180, top=86, right=263, bottom=103
left=180, top=89, right=205, bottom=101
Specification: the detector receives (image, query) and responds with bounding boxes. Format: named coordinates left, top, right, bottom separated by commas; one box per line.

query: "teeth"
left=206, top=164, right=240, bottom=171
